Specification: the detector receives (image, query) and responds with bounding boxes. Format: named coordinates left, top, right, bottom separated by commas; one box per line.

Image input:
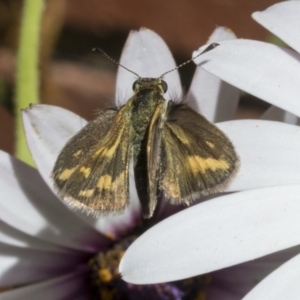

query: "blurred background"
left=0, top=0, right=280, bottom=155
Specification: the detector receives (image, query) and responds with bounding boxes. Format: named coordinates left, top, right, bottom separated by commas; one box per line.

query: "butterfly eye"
left=132, top=80, right=139, bottom=91
left=161, top=80, right=168, bottom=93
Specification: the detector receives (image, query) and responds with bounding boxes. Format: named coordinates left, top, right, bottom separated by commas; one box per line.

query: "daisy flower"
left=1, top=20, right=299, bottom=299
left=119, top=2, right=300, bottom=299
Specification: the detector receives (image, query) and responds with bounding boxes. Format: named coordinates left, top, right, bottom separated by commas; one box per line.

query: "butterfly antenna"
left=159, top=43, right=219, bottom=78
left=92, top=47, right=140, bottom=77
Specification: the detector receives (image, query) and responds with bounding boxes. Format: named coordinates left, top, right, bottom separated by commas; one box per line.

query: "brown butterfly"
left=52, top=43, right=239, bottom=218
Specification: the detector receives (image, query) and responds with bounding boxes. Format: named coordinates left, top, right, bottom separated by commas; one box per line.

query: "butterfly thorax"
left=130, top=77, right=166, bottom=142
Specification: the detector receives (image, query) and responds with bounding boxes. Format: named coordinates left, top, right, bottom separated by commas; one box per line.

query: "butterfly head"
left=132, top=77, right=168, bottom=94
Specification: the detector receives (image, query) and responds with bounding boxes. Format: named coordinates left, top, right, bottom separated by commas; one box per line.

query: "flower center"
left=88, top=236, right=211, bottom=300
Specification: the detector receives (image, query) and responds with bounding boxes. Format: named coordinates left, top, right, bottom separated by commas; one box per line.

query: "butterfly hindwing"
left=160, top=101, right=239, bottom=204
left=52, top=106, right=132, bottom=215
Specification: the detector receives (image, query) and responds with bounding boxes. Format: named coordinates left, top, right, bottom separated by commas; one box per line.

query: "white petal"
left=0, top=243, right=84, bottom=286
left=120, top=184, right=300, bottom=284
left=243, top=252, right=300, bottom=300
left=207, top=245, right=300, bottom=300
left=23, top=104, right=141, bottom=237
left=193, top=40, right=300, bottom=118
left=0, top=150, right=110, bottom=252
left=0, top=219, right=74, bottom=254
left=217, top=120, right=300, bottom=191
left=252, top=1, right=300, bottom=53
left=116, top=28, right=182, bottom=102
left=0, top=269, right=89, bottom=299
left=22, top=104, right=87, bottom=186
left=261, top=105, right=300, bottom=125
left=187, top=27, right=240, bottom=122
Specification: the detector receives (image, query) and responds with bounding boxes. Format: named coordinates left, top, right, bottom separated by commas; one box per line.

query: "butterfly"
left=52, top=43, right=239, bottom=218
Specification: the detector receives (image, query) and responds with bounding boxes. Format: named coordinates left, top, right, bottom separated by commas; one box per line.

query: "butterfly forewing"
left=159, top=101, right=239, bottom=204
left=52, top=106, right=132, bottom=216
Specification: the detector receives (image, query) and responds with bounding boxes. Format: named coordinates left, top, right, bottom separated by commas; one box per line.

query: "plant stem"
left=15, top=0, right=44, bottom=165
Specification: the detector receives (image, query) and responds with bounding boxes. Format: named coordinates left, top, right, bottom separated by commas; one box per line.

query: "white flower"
left=1, top=19, right=299, bottom=297
left=0, top=27, right=270, bottom=299
left=120, top=3, right=300, bottom=299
